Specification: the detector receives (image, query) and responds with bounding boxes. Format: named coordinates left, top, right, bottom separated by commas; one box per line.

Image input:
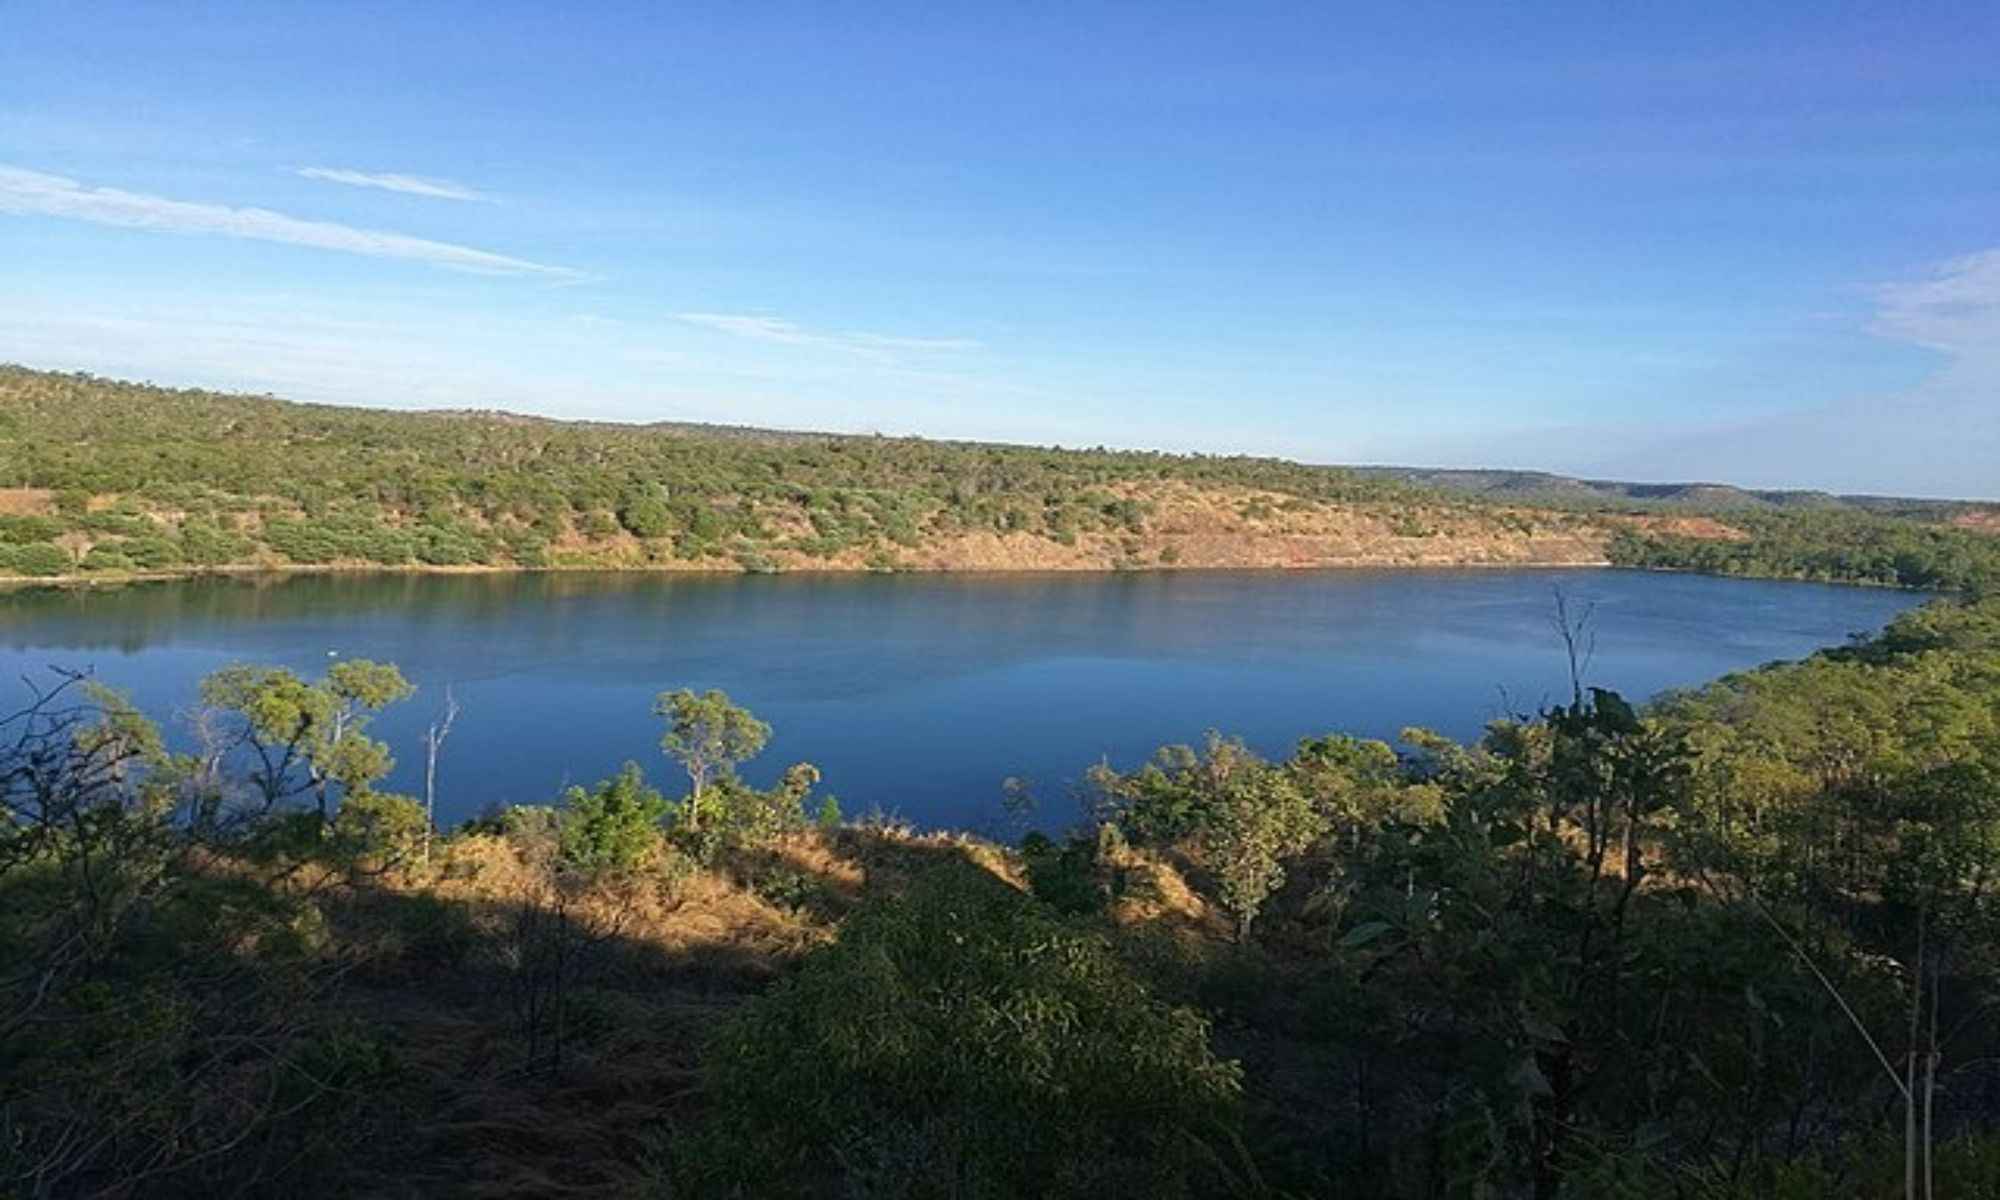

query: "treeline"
left=1607, top=511, right=2000, bottom=594
left=0, top=365, right=1419, bottom=576
left=6, top=598, right=2000, bottom=1196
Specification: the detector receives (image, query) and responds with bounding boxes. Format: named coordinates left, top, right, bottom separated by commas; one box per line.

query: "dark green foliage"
left=4, top=541, right=69, bottom=576
left=119, top=533, right=183, bottom=569
left=9, top=364, right=1992, bottom=591
left=557, top=762, right=669, bottom=874
left=616, top=483, right=674, bottom=538
left=413, top=517, right=493, bottom=565
left=179, top=516, right=256, bottom=565
left=1020, top=829, right=1113, bottom=915
left=684, top=864, right=1243, bottom=1198
left=264, top=510, right=419, bottom=565
left=0, top=514, right=62, bottom=544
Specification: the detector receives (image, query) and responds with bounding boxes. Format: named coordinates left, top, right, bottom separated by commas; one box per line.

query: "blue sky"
left=2, top=2, right=1995, bottom=497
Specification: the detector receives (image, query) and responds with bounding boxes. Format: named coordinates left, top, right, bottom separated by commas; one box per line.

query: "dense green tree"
left=616, top=483, right=674, bottom=538
left=556, top=761, right=669, bottom=874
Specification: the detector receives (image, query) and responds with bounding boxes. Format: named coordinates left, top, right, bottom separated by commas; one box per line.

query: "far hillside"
left=0, top=364, right=1995, bottom=592
left=1352, top=465, right=2000, bottom=518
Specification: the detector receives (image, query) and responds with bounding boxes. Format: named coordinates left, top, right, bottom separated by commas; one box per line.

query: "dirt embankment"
left=1951, top=511, right=2000, bottom=536
left=910, top=486, right=1608, bottom=571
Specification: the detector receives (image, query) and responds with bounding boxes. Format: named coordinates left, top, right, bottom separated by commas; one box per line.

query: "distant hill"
left=1346, top=466, right=1994, bottom=519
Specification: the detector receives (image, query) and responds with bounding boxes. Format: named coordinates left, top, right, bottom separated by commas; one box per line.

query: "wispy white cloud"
left=0, top=165, right=578, bottom=279
left=1871, top=247, right=2000, bottom=363
left=1413, top=248, right=2000, bottom=499
left=297, top=166, right=486, bottom=202
left=674, top=311, right=981, bottom=363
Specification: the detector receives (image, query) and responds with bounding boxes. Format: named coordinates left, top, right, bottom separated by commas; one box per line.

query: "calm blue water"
left=0, top=569, right=1922, bottom=833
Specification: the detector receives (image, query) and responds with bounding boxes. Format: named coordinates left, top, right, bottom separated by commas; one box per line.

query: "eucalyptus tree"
left=654, top=688, right=769, bottom=829
left=198, top=659, right=414, bottom=822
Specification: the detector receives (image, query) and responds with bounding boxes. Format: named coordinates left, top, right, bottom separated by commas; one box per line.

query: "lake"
left=0, top=568, right=1922, bottom=834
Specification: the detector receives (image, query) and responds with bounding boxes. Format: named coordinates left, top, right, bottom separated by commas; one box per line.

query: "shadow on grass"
left=305, top=829, right=1016, bottom=1199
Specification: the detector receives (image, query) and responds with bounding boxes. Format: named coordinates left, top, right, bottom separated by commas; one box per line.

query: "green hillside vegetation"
left=4, top=364, right=1995, bottom=590
left=1608, top=512, right=2000, bottom=594
left=0, top=365, right=1444, bottom=576
left=7, top=597, right=2000, bottom=1197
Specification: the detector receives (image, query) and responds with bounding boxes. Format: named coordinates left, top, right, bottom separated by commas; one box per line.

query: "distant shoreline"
left=0, top=556, right=1624, bottom=592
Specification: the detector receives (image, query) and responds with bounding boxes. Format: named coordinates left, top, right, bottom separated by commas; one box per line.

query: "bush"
left=617, top=485, right=673, bottom=538
left=683, top=864, right=1242, bottom=1198
left=414, top=520, right=491, bottom=566
left=179, top=517, right=256, bottom=565
left=81, top=544, right=135, bottom=571
left=7, top=542, right=70, bottom=576
left=121, top=534, right=182, bottom=569
left=0, top=515, right=64, bottom=544
left=557, top=763, right=668, bottom=874
left=1020, top=829, right=1112, bottom=916
left=331, top=791, right=429, bottom=865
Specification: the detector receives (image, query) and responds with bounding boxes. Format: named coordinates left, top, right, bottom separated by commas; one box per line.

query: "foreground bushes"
left=682, top=863, right=1244, bottom=1198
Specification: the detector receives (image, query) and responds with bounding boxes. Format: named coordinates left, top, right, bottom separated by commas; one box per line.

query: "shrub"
left=81, top=544, right=135, bottom=572
left=179, top=517, right=256, bottom=565
left=120, top=534, right=183, bottom=569
left=683, top=864, right=1242, bottom=1197
left=557, top=763, right=668, bottom=874
left=8, top=542, right=70, bottom=576
left=0, top=515, right=63, bottom=544
left=331, top=791, right=429, bottom=865
left=1020, top=829, right=1112, bottom=916
left=617, top=485, right=673, bottom=538
left=79, top=511, right=152, bottom=537
left=414, top=520, right=491, bottom=566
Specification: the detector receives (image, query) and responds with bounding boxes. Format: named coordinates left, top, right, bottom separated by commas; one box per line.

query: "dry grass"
left=1624, top=513, right=1752, bottom=542
left=1951, top=510, right=2000, bottom=536
left=0, top=487, right=51, bottom=515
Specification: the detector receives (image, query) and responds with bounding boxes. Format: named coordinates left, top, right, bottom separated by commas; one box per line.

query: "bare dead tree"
left=422, top=686, right=461, bottom=865
left=1551, top=586, right=1599, bottom=707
